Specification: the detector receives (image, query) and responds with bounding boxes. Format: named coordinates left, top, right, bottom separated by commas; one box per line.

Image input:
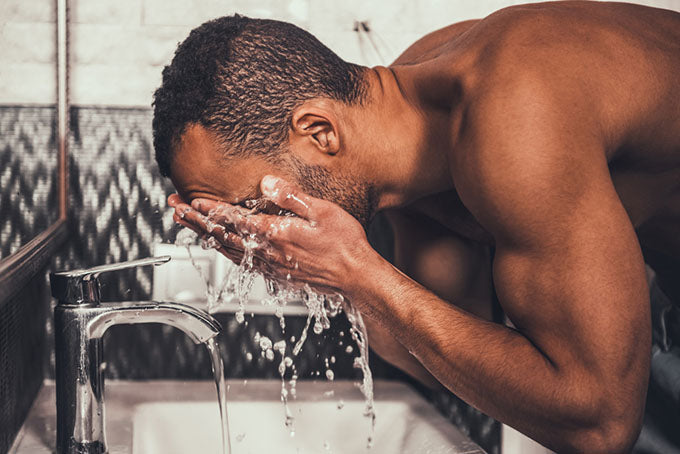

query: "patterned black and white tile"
left=0, top=106, right=60, bottom=259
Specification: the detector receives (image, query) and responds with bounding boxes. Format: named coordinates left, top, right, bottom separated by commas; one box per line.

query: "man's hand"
left=169, top=175, right=382, bottom=298
left=168, top=192, right=260, bottom=268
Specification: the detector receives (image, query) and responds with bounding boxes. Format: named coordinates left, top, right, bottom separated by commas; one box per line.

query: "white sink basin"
left=132, top=381, right=484, bottom=454
left=11, top=380, right=485, bottom=454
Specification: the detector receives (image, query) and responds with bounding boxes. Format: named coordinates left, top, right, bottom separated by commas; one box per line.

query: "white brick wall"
left=0, top=0, right=56, bottom=104
left=1, top=0, right=680, bottom=106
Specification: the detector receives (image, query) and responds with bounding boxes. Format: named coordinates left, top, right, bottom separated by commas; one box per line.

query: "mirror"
left=0, top=0, right=68, bottom=299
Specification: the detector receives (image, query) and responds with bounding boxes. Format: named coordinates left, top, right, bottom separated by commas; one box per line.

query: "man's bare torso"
left=385, top=1, right=680, bottom=306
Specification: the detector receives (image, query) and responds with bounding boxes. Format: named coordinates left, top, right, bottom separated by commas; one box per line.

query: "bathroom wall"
left=0, top=107, right=59, bottom=258
left=0, top=2, right=58, bottom=452
left=4, top=0, right=680, bottom=107
left=0, top=272, right=51, bottom=454
left=3, top=1, right=680, bottom=453
left=0, top=107, right=58, bottom=453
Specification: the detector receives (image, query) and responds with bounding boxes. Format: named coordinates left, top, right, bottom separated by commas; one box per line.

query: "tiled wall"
left=3, top=0, right=678, bottom=106
left=0, top=271, right=51, bottom=454
left=0, top=107, right=59, bottom=259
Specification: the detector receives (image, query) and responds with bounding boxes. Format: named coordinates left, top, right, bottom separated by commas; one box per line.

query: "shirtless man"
left=152, top=2, right=680, bottom=452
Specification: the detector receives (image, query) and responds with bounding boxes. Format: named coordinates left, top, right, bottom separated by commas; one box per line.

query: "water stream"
left=206, top=336, right=231, bottom=454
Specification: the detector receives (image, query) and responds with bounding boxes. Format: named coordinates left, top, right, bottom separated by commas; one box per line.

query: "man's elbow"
left=567, top=417, right=641, bottom=454
left=557, top=393, right=643, bottom=454
left=547, top=360, right=647, bottom=453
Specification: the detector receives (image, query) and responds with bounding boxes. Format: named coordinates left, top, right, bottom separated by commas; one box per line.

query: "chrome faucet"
left=50, top=256, right=222, bottom=454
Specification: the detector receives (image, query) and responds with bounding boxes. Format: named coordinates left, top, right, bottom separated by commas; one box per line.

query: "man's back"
left=391, top=1, right=680, bottom=296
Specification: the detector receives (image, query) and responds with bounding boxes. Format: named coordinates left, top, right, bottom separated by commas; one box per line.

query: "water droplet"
left=313, top=322, right=323, bottom=335
left=273, top=340, right=286, bottom=354
left=258, top=335, right=272, bottom=350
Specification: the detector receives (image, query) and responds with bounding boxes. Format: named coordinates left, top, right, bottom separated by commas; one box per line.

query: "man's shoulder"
left=391, top=20, right=480, bottom=66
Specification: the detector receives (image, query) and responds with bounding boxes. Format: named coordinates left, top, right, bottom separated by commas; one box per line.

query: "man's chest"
left=380, top=195, right=496, bottom=320
left=403, top=191, right=495, bottom=246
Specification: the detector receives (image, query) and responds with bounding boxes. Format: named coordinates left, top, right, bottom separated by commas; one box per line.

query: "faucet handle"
left=50, top=256, right=171, bottom=305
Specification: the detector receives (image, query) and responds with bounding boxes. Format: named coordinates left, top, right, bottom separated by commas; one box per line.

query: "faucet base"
left=63, top=439, right=106, bottom=454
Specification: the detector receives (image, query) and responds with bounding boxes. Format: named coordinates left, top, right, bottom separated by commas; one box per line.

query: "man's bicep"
left=492, top=225, right=649, bottom=376
left=491, top=217, right=651, bottom=438
left=463, top=152, right=650, bottom=379
left=456, top=88, right=650, bottom=373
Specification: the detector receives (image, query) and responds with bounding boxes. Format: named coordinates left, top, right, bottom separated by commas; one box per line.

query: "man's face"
left=170, top=124, right=377, bottom=226
left=170, top=124, right=278, bottom=208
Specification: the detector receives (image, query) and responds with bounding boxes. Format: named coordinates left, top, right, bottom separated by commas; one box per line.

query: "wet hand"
left=187, top=175, right=382, bottom=297
left=168, top=193, right=273, bottom=271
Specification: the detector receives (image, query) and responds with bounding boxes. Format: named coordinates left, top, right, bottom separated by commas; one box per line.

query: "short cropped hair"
left=152, top=15, right=367, bottom=177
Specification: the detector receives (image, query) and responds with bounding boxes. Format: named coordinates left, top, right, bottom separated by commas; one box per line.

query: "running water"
left=206, top=337, right=231, bottom=454
left=346, top=305, right=376, bottom=447
left=174, top=199, right=376, bottom=448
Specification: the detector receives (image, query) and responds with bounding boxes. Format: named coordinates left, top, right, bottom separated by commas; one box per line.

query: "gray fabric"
left=633, top=277, right=680, bottom=454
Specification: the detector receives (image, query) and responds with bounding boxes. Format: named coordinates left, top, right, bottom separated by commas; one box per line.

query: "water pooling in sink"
left=174, top=199, right=376, bottom=452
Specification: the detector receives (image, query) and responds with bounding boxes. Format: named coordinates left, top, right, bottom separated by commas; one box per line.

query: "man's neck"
left=350, top=65, right=461, bottom=210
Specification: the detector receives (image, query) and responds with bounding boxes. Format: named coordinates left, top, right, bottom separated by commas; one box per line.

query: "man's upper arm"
left=455, top=82, right=650, bottom=414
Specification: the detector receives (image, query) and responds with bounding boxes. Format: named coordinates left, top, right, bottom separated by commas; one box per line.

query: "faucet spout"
left=88, top=302, right=221, bottom=343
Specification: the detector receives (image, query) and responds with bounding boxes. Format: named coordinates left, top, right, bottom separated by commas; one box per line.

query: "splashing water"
left=173, top=198, right=376, bottom=447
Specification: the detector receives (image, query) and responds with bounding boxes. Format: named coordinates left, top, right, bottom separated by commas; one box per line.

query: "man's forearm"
left=349, top=256, right=632, bottom=452
left=362, top=316, right=443, bottom=389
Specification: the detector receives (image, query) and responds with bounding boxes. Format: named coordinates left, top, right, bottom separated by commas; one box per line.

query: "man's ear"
left=290, top=103, right=340, bottom=156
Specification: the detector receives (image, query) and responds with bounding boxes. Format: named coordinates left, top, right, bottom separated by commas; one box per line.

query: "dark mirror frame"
left=0, top=0, right=69, bottom=302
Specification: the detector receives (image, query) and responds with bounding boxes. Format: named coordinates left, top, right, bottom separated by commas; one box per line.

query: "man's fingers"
left=232, top=212, right=310, bottom=244
left=176, top=204, right=229, bottom=237
left=170, top=193, right=306, bottom=276
left=172, top=213, right=204, bottom=235
left=191, top=198, right=221, bottom=214
left=260, top=175, right=321, bottom=220
left=168, top=193, right=186, bottom=207
left=191, top=199, right=247, bottom=233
